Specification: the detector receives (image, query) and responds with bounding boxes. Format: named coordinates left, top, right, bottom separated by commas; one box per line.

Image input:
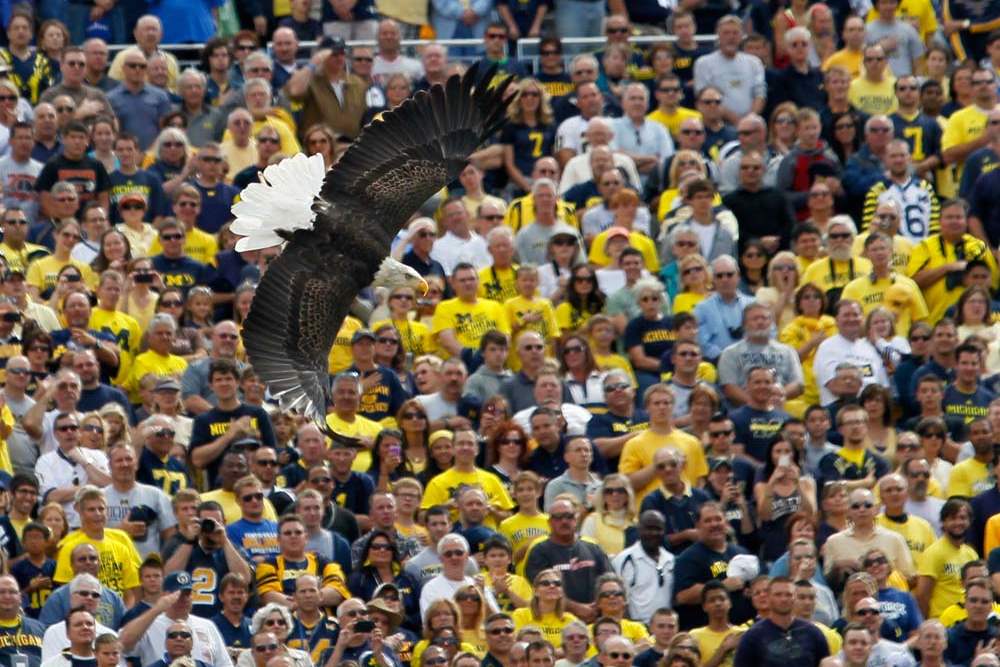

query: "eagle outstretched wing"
left=242, top=64, right=513, bottom=422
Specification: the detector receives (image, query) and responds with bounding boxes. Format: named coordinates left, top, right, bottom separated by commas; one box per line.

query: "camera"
left=1, top=312, right=20, bottom=323
left=200, top=518, right=219, bottom=534
left=134, top=273, right=154, bottom=284
left=727, top=326, right=743, bottom=340
left=65, top=274, right=81, bottom=283
left=354, top=621, right=375, bottom=633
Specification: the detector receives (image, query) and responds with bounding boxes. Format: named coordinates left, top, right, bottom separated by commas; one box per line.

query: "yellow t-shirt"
left=0, top=241, right=49, bottom=273
left=877, top=513, right=935, bottom=557
left=499, top=512, right=550, bottom=567
left=201, top=488, right=279, bottom=524
left=647, top=107, right=702, bottom=140
left=554, top=302, right=597, bottom=335
left=848, top=76, right=899, bottom=115
left=479, top=265, right=519, bottom=303
left=800, top=256, right=874, bottom=293
left=431, top=297, right=510, bottom=355
left=839, top=272, right=928, bottom=336
left=327, top=316, right=363, bottom=374
left=511, top=608, right=579, bottom=648
left=690, top=626, right=741, bottom=667
left=778, top=315, right=838, bottom=407
left=147, top=226, right=219, bottom=266
left=484, top=570, right=534, bottom=613
left=619, top=428, right=708, bottom=501
left=370, top=317, right=433, bottom=358
left=90, top=308, right=142, bottom=355
left=54, top=528, right=141, bottom=594
left=503, top=194, right=577, bottom=234
left=588, top=230, right=660, bottom=272
left=25, top=256, right=97, bottom=295
left=823, top=49, right=864, bottom=77
left=853, top=232, right=914, bottom=272
left=125, top=350, right=188, bottom=403
left=816, top=622, right=843, bottom=654
left=906, top=233, right=999, bottom=323
left=865, top=0, right=938, bottom=41
left=947, top=458, right=992, bottom=498
left=421, top=467, right=515, bottom=528
left=943, top=105, right=990, bottom=182
left=116, top=222, right=158, bottom=258
left=593, top=352, right=637, bottom=386
left=325, top=412, right=382, bottom=472
left=917, top=536, right=980, bottom=619
left=504, top=295, right=561, bottom=343
left=673, top=291, right=707, bottom=315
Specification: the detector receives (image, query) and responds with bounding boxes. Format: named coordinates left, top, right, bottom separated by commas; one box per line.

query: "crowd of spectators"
left=0, top=2, right=1000, bottom=667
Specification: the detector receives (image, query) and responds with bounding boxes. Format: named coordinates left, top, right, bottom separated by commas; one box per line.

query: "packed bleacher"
left=1, top=1, right=1000, bottom=667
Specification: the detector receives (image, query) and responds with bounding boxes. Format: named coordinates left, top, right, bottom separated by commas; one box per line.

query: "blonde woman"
left=502, top=78, right=555, bottom=194
left=80, top=413, right=108, bottom=451
left=779, top=283, right=837, bottom=408
left=656, top=150, right=709, bottom=220
left=672, top=254, right=711, bottom=314
left=511, top=569, right=579, bottom=648
left=455, top=583, right=489, bottom=656
left=372, top=286, right=433, bottom=358
left=98, top=403, right=131, bottom=449
left=579, top=474, right=637, bottom=557
left=412, top=599, right=478, bottom=667
left=756, top=251, right=801, bottom=329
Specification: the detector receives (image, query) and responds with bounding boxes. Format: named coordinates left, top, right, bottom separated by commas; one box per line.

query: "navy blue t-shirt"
left=730, top=405, right=791, bottom=463
left=733, top=618, right=829, bottom=667
left=189, top=403, right=276, bottom=485
left=673, top=540, right=752, bottom=629
left=151, top=254, right=216, bottom=296
left=624, top=315, right=675, bottom=362
left=11, top=557, right=54, bottom=619
left=192, top=180, right=240, bottom=234
left=210, top=612, right=252, bottom=649
left=109, top=169, right=168, bottom=222
left=78, top=384, right=133, bottom=423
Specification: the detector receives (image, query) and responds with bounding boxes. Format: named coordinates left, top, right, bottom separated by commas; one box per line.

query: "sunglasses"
left=864, top=556, right=888, bottom=567
left=537, top=579, right=561, bottom=587
left=855, top=608, right=879, bottom=616
left=167, top=631, right=192, bottom=640
left=442, top=550, right=466, bottom=558
left=82, top=424, right=104, bottom=434
left=488, top=627, right=515, bottom=636
left=608, top=653, right=634, bottom=660
left=376, top=337, right=399, bottom=345
left=56, top=424, right=79, bottom=432
left=604, top=382, right=630, bottom=392
left=241, top=492, right=264, bottom=502
left=74, top=590, right=100, bottom=598
left=254, top=644, right=279, bottom=653
left=121, top=203, right=145, bottom=211
left=255, top=459, right=279, bottom=467
left=257, top=137, right=280, bottom=144
left=851, top=501, right=875, bottom=510
left=160, top=234, right=184, bottom=241
left=264, top=618, right=287, bottom=626
left=456, top=593, right=481, bottom=602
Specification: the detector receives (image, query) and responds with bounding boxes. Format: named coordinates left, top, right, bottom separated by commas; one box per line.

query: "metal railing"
left=109, top=34, right=720, bottom=72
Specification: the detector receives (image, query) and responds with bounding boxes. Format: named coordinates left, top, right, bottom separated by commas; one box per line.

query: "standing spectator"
left=611, top=511, right=674, bottom=624
left=943, top=580, right=998, bottom=666
left=865, top=0, right=924, bottom=76
left=638, top=448, right=711, bottom=555
left=613, top=84, right=674, bottom=190
left=107, top=50, right=172, bottom=151
left=0, top=124, right=42, bottom=226
left=418, top=533, right=485, bottom=618
left=35, top=415, right=111, bottom=527
left=942, top=68, right=998, bottom=184
left=733, top=578, right=829, bottom=667
left=524, top=498, right=611, bottom=622
left=371, top=20, right=424, bottom=84
left=102, top=443, right=176, bottom=558
left=0, top=11, right=54, bottom=105
left=286, top=38, right=368, bottom=141
left=693, top=256, right=754, bottom=362
left=693, top=17, right=766, bottom=124
left=813, top=300, right=889, bottom=406
left=35, top=122, right=111, bottom=217
left=108, top=16, right=180, bottom=89
left=770, top=28, right=826, bottom=111
left=0, top=207, right=48, bottom=275
left=673, top=502, right=753, bottom=629
left=848, top=45, right=897, bottom=116
left=722, top=151, right=795, bottom=252
left=914, top=499, right=979, bottom=619
left=0, top=574, right=45, bottom=666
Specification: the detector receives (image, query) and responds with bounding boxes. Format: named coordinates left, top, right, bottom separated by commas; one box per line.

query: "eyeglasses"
left=254, top=644, right=279, bottom=653
left=656, top=461, right=678, bottom=469
left=167, top=631, right=192, bottom=640
left=486, top=32, right=507, bottom=39
left=599, top=590, right=625, bottom=597
left=82, top=424, right=103, bottom=434
left=868, top=126, right=892, bottom=134
left=121, top=203, right=145, bottom=211
left=659, top=87, right=681, bottom=93
left=850, top=501, right=875, bottom=510
left=604, top=487, right=627, bottom=495
left=606, top=26, right=629, bottom=33
left=241, top=492, right=264, bottom=502
left=608, top=653, right=634, bottom=660
left=159, top=300, right=183, bottom=308
left=74, top=590, right=100, bottom=598
left=352, top=56, right=374, bottom=62
left=682, top=266, right=704, bottom=275
left=709, top=429, right=734, bottom=437
left=604, top=382, right=630, bottom=392
left=264, top=618, right=288, bottom=626
left=864, top=556, right=888, bottom=567
left=537, top=579, right=562, bottom=587
left=522, top=344, right=545, bottom=351
left=161, top=234, right=184, bottom=241
left=235, top=43, right=255, bottom=51
left=973, top=79, right=995, bottom=85
left=488, top=627, right=515, bottom=636
left=256, top=459, right=279, bottom=467
left=897, top=443, right=921, bottom=451
left=442, top=550, right=466, bottom=558
left=125, top=62, right=147, bottom=69
left=5, top=368, right=28, bottom=376
left=161, top=141, right=184, bottom=148
left=64, top=61, right=86, bottom=68
left=56, top=424, right=79, bottom=432
left=828, top=232, right=852, bottom=240
left=2, top=218, right=27, bottom=225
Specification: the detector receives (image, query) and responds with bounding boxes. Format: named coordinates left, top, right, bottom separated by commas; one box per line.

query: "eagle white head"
left=373, top=257, right=429, bottom=294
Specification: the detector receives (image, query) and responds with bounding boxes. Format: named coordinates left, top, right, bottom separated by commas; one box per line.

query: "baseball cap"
left=164, top=571, right=193, bottom=592
left=154, top=377, right=181, bottom=392
left=318, top=36, right=346, bottom=54
left=604, top=226, right=631, bottom=243
left=119, top=191, right=147, bottom=207
left=709, top=457, right=733, bottom=472
left=351, top=329, right=376, bottom=344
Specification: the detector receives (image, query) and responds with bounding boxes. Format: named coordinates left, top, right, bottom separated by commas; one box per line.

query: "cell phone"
left=354, top=620, right=375, bottom=633
left=134, top=273, right=154, bottom=284
left=389, top=445, right=401, bottom=458
left=65, top=274, right=81, bottom=283
left=778, top=454, right=792, bottom=467
left=200, top=518, right=218, bottom=533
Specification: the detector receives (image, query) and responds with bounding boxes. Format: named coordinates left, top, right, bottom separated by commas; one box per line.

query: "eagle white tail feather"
left=230, top=153, right=328, bottom=252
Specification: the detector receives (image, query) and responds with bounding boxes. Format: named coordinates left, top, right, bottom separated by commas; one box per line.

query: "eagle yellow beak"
left=419, top=277, right=429, bottom=296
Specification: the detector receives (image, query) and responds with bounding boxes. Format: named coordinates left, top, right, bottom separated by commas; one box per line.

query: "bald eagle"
left=233, top=64, right=513, bottom=422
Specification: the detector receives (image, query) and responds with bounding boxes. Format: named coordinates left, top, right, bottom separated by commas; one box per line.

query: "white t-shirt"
left=35, top=447, right=110, bottom=527
left=813, top=333, right=889, bottom=405
left=42, top=621, right=117, bottom=663
left=132, top=613, right=233, bottom=667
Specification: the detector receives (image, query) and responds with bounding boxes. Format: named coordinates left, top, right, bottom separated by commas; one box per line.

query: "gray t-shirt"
left=463, top=367, right=512, bottom=404
left=414, top=392, right=457, bottom=422
left=0, top=155, right=42, bottom=223
left=693, top=51, right=766, bottom=117
left=514, top=222, right=582, bottom=266
left=4, top=391, right=36, bottom=476
left=865, top=19, right=925, bottom=76
left=102, top=482, right=177, bottom=557
left=716, top=339, right=805, bottom=389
